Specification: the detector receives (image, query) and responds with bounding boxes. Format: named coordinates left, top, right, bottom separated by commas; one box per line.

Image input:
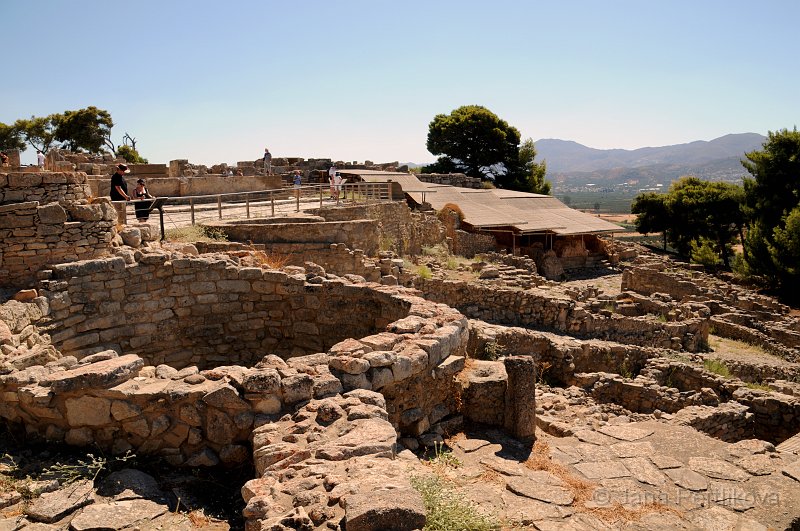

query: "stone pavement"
left=441, top=421, right=800, bottom=529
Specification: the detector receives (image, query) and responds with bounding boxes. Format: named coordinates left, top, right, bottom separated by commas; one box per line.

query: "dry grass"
left=249, top=249, right=290, bottom=269
left=586, top=501, right=682, bottom=523
left=477, top=466, right=504, bottom=484
left=524, top=440, right=682, bottom=524
left=708, top=335, right=776, bottom=360
left=524, top=440, right=595, bottom=506
left=187, top=509, right=211, bottom=527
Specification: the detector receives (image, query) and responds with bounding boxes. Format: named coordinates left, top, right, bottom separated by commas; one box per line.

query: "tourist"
left=110, top=164, right=131, bottom=201
left=133, top=179, right=155, bottom=222
left=333, top=171, right=344, bottom=202
left=263, top=148, right=272, bottom=175
left=293, top=170, right=302, bottom=199
left=36, top=150, right=45, bottom=168
left=328, top=164, right=337, bottom=199
left=0, top=152, right=8, bottom=166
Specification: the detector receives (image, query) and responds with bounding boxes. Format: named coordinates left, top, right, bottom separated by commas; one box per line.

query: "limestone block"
left=64, top=203, right=103, bottom=222
left=110, top=400, right=141, bottom=421
left=9, top=173, right=43, bottom=188
left=178, top=404, right=202, bottom=426
left=120, top=227, right=142, bottom=247
left=150, top=415, right=171, bottom=437
left=64, top=427, right=93, bottom=446
left=65, top=396, right=112, bottom=426
left=363, top=351, right=396, bottom=368
left=329, top=356, right=370, bottom=375
left=391, top=355, right=414, bottom=381
left=206, top=408, right=235, bottom=445
left=162, top=423, right=190, bottom=447
left=281, top=374, right=314, bottom=403
left=344, top=484, right=426, bottom=531
left=43, top=354, right=144, bottom=393
left=370, top=368, right=394, bottom=390
left=26, top=479, right=93, bottom=523
left=251, top=394, right=282, bottom=415
left=123, top=418, right=150, bottom=438
left=37, top=203, right=67, bottom=224
left=202, top=383, right=249, bottom=410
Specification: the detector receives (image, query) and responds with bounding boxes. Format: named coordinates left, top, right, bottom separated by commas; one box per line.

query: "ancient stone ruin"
left=0, top=166, right=799, bottom=530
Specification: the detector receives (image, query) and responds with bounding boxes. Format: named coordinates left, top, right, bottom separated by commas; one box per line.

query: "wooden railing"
left=113, top=181, right=393, bottom=227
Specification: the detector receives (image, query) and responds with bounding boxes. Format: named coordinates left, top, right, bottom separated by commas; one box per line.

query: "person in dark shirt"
left=110, top=164, right=131, bottom=201
left=133, top=178, right=155, bottom=222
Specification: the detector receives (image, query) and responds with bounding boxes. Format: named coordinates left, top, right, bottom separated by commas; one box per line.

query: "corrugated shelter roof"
left=349, top=170, right=620, bottom=235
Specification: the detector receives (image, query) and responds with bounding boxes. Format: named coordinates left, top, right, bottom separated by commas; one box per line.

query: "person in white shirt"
left=333, top=171, right=344, bottom=201
left=36, top=151, right=45, bottom=168
left=328, top=164, right=337, bottom=199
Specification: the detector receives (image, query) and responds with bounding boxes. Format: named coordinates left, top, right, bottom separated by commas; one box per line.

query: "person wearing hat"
left=110, top=163, right=131, bottom=201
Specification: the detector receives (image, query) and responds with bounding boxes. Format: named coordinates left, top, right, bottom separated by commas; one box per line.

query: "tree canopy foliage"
left=54, top=106, right=114, bottom=153
left=632, top=177, right=744, bottom=268
left=741, top=128, right=800, bottom=293
left=424, top=105, right=551, bottom=194
left=8, top=107, right=145, bottom=162
left=14, top=115, right=59, bottom=154
left=0, top=122, right=26, bottom=152
left=631, top=128, right=800, bottom=301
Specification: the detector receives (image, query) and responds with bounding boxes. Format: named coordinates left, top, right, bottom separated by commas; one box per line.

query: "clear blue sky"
left=3, top=0, right=798, bottom=166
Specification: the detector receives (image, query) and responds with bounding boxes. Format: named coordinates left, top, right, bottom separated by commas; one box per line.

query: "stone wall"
left=416, top=278, right=709, bottom=351
left=206, top=218, right=382, bottom=256
left=622, top=262, right=799, bottom=362
left=671, top=402, right=754, bottom=442
left=467, top=320, right=662, bottom=386
left=310, top=202, right=447, bottom=256
left=0, top=256, right=470, bottom=468
left=38, top=253, right=412, bottom=366
left=1, top=171, right=91, bottom=205
left=417, top=173, right=482, bottom=189
left=0, top=166, right=118, bottom=294
left=452, top=229, right=496, bottom=258
left=1, top=199, right=117, bottom=288
left=194, top=241, right=383, bottom=282
left=88, top=174, right=284, bottom=198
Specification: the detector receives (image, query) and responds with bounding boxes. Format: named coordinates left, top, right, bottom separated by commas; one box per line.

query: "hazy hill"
left=536, top=133, right=766, bottom=188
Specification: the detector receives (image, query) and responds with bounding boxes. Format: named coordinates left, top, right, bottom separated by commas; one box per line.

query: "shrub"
left=165, top=225, right=228, bottom=242
left=410, top=475, right=499, bottom=531
left=690, top=237, right=721, bottom=268
left=702, top=359, right=731, bottom=378
left=417, top=265, right=433, bottom=279
left=436, top=203, right=465, bottom=223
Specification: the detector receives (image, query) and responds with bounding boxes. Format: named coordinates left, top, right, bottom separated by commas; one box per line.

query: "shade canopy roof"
left=344, top=170, right=621, bottom=235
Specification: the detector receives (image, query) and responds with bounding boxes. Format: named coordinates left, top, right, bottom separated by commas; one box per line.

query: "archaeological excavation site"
left=1, top=159, right=799, bottom=530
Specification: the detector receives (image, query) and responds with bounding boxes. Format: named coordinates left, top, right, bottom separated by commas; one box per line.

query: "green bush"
left=417, top=265, right=433, bottom=279
left=691, top=237, right=722, bottom=268
left=410, top=475, right=499, bottom=531
left=703, top=359, right=731, bottom=378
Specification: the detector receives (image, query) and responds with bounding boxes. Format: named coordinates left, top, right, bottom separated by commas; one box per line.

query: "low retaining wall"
left=309, top=202, right=447, bottom=256
left=417, top=278, right=708, bottom=351
left=194, top=241, right=383, bottom=282
left=206, top=218, right=381, bottom=256
left=1, top=171, right=90, bottom=205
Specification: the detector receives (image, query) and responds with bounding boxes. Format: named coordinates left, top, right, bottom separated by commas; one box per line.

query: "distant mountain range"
left=534, top=133, right=766, bottom=190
